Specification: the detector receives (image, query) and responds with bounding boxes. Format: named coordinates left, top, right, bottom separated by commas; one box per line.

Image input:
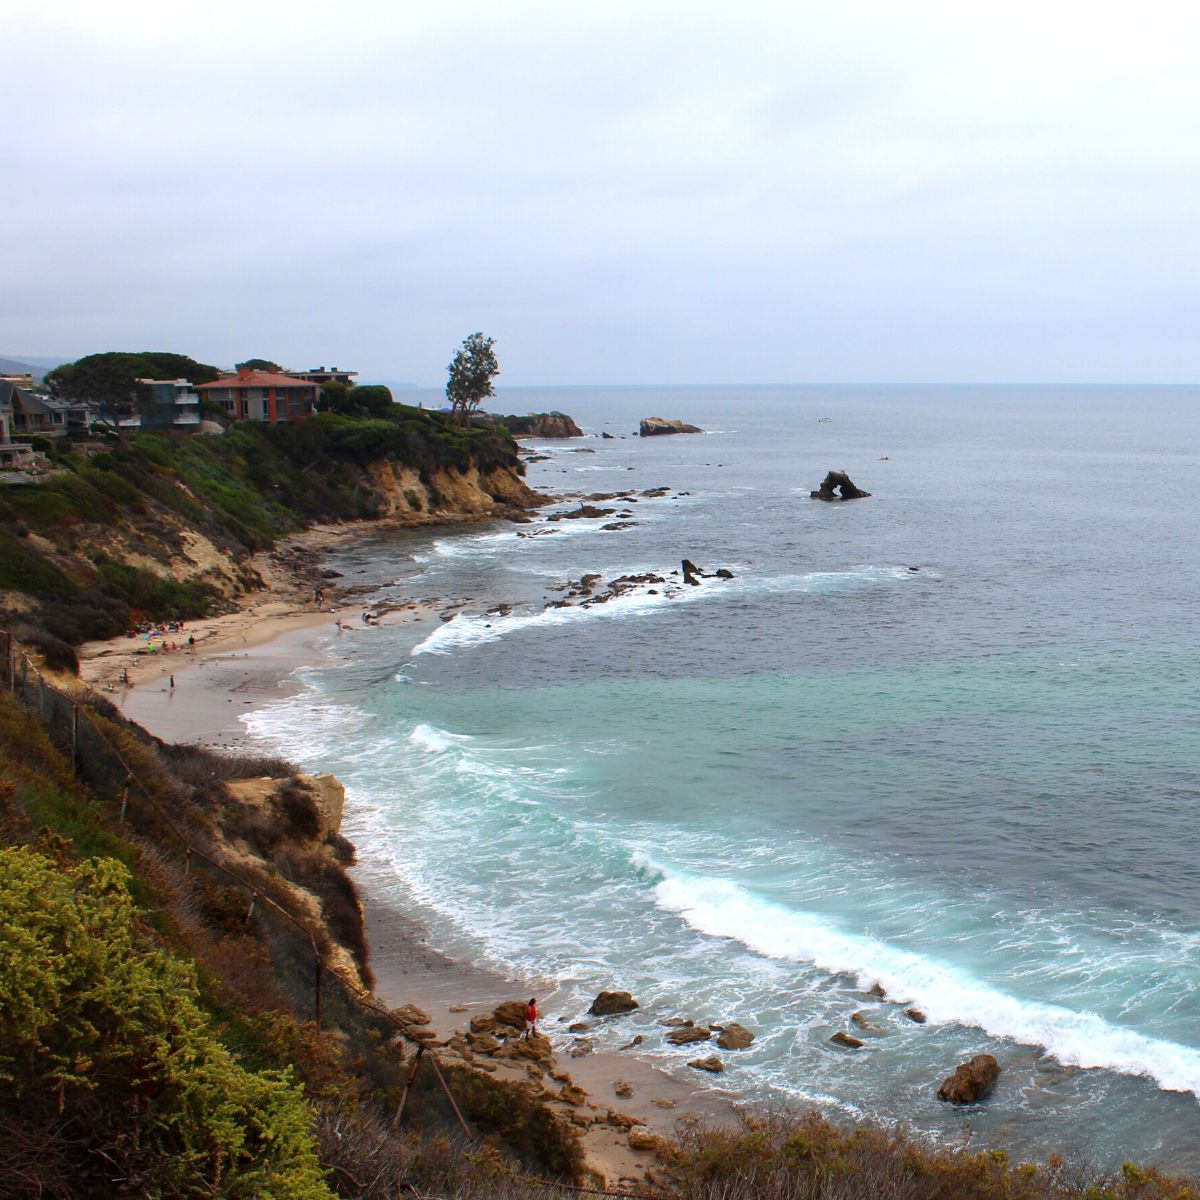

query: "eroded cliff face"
left=361, top=461, right=546, bottom=520
left=221, top=772, right=369, bottom=988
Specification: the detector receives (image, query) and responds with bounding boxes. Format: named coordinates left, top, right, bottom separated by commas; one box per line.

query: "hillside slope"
left=0, top=408, right=543, bottom=662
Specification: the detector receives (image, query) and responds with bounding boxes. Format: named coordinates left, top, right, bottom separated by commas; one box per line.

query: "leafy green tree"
left=316, top=380, right=353, bottom=414
left=446, top=332, right=498, bottom=424
left=45, top=354, right=152, bottom=435
left=137, top=351, right=221, bottom=385
left=318, top=383, right=394, bottom=418
left=0, top=846, right=332, bottom=1199
left=349, top=384, right=394, bottom=417
left=236, top=357, right=283, bottom=373
left=45, top=351, right=221, bottom=437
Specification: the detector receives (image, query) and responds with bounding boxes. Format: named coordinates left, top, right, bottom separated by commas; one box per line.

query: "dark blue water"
left=246, top=385, right=1200, bottom=1171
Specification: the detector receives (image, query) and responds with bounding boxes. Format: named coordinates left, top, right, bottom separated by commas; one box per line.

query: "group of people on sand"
left=127, top=620, right=186, bottom=638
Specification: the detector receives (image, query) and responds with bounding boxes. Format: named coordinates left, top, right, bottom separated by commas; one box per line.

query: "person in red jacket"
left=523, top=998, right=538, bottom=1039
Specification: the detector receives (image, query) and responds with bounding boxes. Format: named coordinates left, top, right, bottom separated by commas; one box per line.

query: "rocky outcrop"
left=810, top=470, right=871, bottom=501
left=904, top=1008, right=927, bottom=1024
left=493, top=1000, right=529, bottom=1031
left=850, top=1012, right=886, bottom=1036
left=361, top=461, right=545, bottom=520
left=639, top=417, right=703, bottom=437
left=218, top=772, right=368, bottom=989
left=687, top=1056, right=724, bottom=1073
left=588, top=990, right=639, bottom=1016
left=715, top=1023, right=754, bottom=1050
left=500, top=412, right=584, bottom=438
left=666, top=1026, right=712, bottom=1046
left=938, top=1054, right=1001, bottom=1104
left=830, top=1032, right=864, bottom=1048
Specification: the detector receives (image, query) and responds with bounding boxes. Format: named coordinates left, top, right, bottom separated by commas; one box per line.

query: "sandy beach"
left=75, top=518, right=738, bottom=1186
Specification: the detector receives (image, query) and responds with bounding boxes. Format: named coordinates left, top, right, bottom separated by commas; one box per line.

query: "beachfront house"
left=0, top=381, right=35, bottom=467
left=286, top=365, right=358, bottom=387
left=196, top=368, right=318, bottom=424
left=1, top=381, right=94, bottom=439
left=137, top=378, right=202, bottom=431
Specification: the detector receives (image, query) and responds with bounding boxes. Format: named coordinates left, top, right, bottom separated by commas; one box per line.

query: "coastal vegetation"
left=0, top=405, right=527, bottom=656
left=446, top=331, right=500, bottom=424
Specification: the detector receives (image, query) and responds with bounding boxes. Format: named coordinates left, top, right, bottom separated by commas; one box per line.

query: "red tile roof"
left=196, top=371, right=317, bottom=390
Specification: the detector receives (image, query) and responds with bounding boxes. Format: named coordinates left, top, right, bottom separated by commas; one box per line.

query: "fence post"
left=393, top=1045, right=425, bottom=1128
left=427, top=1049, right=473, bottom=1142
left=314, top=952, right=323, bottom=1030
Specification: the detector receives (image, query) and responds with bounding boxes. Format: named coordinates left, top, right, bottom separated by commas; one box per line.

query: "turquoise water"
left=244, top=385, right=1200, bottom=1170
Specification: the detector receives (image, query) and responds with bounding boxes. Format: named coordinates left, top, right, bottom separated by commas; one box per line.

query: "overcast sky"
left=5, top=1, right=1199, bottom=385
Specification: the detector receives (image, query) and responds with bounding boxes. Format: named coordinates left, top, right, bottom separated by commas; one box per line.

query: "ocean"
left=242, top=384, right=1200, bottom=1171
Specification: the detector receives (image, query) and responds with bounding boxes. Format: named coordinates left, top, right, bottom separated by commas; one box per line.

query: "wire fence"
left=1, top=630, right=676, bottom=1200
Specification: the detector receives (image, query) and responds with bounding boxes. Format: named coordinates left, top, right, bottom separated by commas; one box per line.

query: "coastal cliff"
left=0, top=406, right=544, bottom=656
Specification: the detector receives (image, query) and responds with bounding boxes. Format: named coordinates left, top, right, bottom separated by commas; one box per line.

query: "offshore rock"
left=640, top=417, right=703, bottom=437
left=715, top=1022, right=755, bottom=1050
left=497, top=411, right=584, bottom=438
left=810, top=470, right=871, bottom=501
left=851, top=1012, right=887, bottom=1036
left=904, top=1008, right=928, bottom=1024
left=588, top=990, right=639, bottom=1016
left=938, top=1054, right=1001, bottom=1104
left=687, top=1056, right=724, bottom=1073
left=831, top=1032, right=864, bottom=1049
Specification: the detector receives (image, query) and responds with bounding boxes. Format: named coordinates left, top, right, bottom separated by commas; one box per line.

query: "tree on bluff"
left=446, top=332, right=499, bottom=424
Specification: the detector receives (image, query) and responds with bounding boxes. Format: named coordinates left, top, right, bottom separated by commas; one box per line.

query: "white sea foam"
left=408, top=722, right=473, bottom=753
left=411, top=564, right=924, bottom=657
left=412, top=584, right=696, bottom=655
left=648, top=864, right=1200, bottom=1096
left=241, top=695, right=372, bottom=758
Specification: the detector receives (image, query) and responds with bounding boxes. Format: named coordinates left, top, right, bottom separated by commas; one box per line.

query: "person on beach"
left=169, top=674, right=175, bottom=690
left=523, top=998, right=538, bottom=1039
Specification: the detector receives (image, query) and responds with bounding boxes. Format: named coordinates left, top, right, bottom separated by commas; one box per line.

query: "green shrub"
left=0, top=530, right=79, bottom=598
left=0, top=846, right=332, bottom=1199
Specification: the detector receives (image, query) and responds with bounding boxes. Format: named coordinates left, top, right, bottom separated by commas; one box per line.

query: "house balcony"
left=0, top=441, right=35, bottom=467
left=173, top=412, right=200, bottom=426
left=175, top=393, right=200, bottom=405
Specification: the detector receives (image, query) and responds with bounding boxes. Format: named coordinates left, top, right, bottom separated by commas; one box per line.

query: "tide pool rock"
left=588, top=990, right=639, bottom=1016
left=688, top=1056, right=725, bottom=1073
left=666, top=1026, right=712, bottom=1046
left=938, top=1054, right=1001, bottom=1104
left=493, top=1000, right=528, bottom=1030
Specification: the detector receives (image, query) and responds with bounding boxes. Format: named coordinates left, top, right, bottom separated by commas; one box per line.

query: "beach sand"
left=75, top=520, right=738, bottom=1185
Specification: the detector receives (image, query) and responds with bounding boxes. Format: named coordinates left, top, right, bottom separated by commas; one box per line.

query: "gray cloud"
left=5, top=1, right=1199, bottom=383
